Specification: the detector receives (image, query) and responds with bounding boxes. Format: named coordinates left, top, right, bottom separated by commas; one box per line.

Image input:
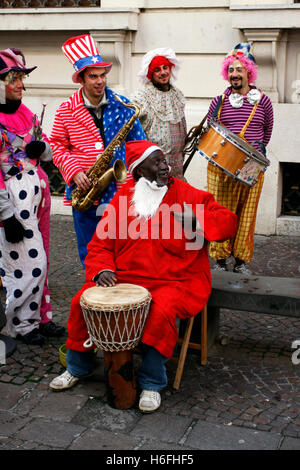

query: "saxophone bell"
left=113, top=158, right=127, bottom=184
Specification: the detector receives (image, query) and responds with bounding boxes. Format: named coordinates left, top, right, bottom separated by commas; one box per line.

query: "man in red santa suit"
left=50, top=140, right=237, bottom=413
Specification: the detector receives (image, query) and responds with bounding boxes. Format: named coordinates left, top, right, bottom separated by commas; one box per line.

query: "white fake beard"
left=131, top=177, right=168, bottom=219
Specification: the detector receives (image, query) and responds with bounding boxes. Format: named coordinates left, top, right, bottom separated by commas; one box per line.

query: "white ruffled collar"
left=229, top=88, right=261, bottom=108
left=142, top=82, right=185, bottom=123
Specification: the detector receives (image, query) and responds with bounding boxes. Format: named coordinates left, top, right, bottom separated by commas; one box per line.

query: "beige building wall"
left=0, top=0, right=299, bottom=235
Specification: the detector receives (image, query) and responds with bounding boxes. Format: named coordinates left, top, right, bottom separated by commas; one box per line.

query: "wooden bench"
left=173, top=271, right=300, bottom=389
left=206, top=271, right=300, bottom=344
left=210, top=271, right=300, bottom=316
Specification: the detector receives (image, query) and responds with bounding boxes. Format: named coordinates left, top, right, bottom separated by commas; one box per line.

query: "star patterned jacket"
left=50, top=86, right=146, bottom=207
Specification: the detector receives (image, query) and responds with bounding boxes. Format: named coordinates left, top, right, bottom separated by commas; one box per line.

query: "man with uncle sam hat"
left=205, top=42, right=274, bottom=275
left=50, top=34, right=146, bottom=267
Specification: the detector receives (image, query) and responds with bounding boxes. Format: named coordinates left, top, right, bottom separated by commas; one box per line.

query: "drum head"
left=81, top=283, right=151, bottom=308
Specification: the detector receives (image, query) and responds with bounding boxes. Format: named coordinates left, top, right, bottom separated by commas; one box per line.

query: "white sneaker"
left=49, top=370, right=79, bottom=391
left=139, top=390, right=161, bottom=413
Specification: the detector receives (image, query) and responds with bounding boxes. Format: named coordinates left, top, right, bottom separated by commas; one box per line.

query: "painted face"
left=81, top=66, right=107, bottom=103
left=137, top=150, right=169, bottom=187
left=151, top=64, right=171, bottom=88
left=228, top=59, right=249, bottom=92
left=5, top=72, right=26, bottom=101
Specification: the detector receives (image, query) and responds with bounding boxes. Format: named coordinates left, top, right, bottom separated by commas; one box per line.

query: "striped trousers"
left=207, top=163, right=264, bottom=263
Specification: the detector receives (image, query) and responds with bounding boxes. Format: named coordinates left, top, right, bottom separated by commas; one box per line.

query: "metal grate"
left=40, top=161, right=66, bottom=196
left=281, top=162, right=300, bottom=216
left=1, top=0, right=100, bottom=6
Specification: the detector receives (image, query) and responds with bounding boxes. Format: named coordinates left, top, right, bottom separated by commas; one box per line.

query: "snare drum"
left=197, top=120, right=270, bottom=187
left=80, top=283, right=151, bottom=409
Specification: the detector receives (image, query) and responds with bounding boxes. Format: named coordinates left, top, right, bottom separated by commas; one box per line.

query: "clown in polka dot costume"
left=0, top=47, right=65, bottom=344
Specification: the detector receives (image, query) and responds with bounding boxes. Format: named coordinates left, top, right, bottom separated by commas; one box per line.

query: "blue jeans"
left=72, top=205, right=101, bottom=267
left=66, top=344, right=168, bottom=391
left=137, top=344, right=168, bottom=392
left=66, top=349, right=95, bottom=377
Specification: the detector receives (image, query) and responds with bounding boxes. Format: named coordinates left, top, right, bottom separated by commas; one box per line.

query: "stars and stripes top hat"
left=62, top=34, right=112, bottom=83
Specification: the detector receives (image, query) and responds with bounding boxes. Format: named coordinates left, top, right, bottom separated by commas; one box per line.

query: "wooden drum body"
left=80, top=284, right=151, bottom=409
left=197, top=120, right=270, bottom=187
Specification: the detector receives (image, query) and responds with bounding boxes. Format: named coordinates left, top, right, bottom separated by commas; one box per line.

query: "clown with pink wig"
left=205, top=43, right=274, bottom=275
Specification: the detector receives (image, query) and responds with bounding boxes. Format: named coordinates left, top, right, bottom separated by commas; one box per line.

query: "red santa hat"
left=62, top=34, right=112, bottom=84
left=125, top=140, right=162, bottom=174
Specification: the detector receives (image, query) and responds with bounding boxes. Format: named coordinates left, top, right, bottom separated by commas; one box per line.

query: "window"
left=281, top=163, right=300, bottom=216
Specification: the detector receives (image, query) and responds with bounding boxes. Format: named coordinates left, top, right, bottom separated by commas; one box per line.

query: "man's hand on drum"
left=95, top=270, right=117, bottom=287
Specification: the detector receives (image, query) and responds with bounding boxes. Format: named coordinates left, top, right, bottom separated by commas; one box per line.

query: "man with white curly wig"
left=131, top=48, right=187, bottom=180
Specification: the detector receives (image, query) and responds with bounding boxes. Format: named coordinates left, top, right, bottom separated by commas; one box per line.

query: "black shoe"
left=18, top=328, right=45, bottom=346
left=39, top=321, right=65, bottom=337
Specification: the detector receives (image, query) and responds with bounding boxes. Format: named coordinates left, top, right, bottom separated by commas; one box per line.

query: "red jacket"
left=66, top=178, right=237, bottom=357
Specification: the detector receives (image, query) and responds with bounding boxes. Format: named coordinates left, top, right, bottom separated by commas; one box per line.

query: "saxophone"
left=71, top=94, right=141, bottom=212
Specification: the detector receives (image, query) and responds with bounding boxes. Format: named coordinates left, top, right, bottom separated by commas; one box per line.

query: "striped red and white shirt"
left=50, top=86, right=146, bottom=206
left=50, top=87, right=105, bottom=188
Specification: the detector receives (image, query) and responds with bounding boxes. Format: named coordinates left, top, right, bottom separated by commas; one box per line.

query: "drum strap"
left=239, top=103, right=259, bottom=139
left=213, top=94, right=225, bottom=121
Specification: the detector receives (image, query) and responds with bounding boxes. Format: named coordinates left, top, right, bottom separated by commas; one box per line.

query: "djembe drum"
left=80, top=283, right=151, bottom=409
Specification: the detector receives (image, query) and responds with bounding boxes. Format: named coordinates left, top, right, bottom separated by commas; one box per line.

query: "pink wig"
left=221, top=55, right=258, bottom=84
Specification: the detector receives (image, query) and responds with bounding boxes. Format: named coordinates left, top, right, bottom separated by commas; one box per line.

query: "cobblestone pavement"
left=0, top=215, right=299, bottom=451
